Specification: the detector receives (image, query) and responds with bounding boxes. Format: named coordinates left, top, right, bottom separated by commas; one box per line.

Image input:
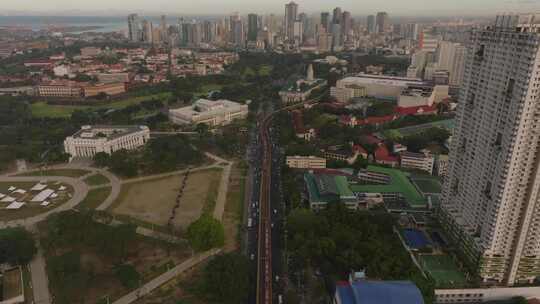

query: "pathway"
left=112, top=249, right=221, bottom=304
left=28, top=237, right=51, bottom=304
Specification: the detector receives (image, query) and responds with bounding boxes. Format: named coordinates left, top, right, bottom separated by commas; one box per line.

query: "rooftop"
left=336, top=279, right=424, bottom=304
left=351, top=166, right=426, bottom=208
left=70, top=125, right=149, bottom=140
left=339, top=74, right=425, bottom=87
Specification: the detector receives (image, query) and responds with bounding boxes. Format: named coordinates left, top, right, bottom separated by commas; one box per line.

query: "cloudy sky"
left=1, top=0, right=540, bottom=16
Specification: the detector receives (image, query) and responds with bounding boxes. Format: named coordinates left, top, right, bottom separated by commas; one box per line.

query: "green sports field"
left=411, top=178, right=442, bottom=194
left=418, top=254, right=467, bottom=288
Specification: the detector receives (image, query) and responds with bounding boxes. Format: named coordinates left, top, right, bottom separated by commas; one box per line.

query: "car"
left=250, top=253, right=255, bottom=260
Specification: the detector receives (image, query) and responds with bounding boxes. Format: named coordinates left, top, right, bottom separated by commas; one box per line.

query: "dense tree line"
left=286, top=205, right=434, bottom=303
left=42, top=211, right=139, bottom=304
left=93, top=135, right=204, bottom=177
left=0, top=228, right=37, bottom=266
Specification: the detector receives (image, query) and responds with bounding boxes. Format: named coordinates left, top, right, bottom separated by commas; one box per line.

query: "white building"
left=286, top=156, right=326, bottom=169
left=400, top=151, right=435, bottom=174
left=64, top=125, right=150, bottom=160
left=332, top=74, right=425, bottom=100
left=441, top=13, right=540, bottom=285
left=169, top=99, right=248, bottom=127
left=397, top=85, right=449, bottom=108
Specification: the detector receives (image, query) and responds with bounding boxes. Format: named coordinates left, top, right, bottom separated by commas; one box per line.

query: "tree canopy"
left=186, top=214, right=224, bottom=252
left=0, top=227, right=37, bottom=266
left=199, top=253, right=250, bottom=304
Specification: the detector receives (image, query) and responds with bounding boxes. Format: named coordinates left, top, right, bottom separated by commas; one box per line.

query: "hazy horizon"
left=1, top=0, right=540, bottom=17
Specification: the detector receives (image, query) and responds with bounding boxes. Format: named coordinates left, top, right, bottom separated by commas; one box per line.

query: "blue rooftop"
left=336, top=280, right=424, bottom=304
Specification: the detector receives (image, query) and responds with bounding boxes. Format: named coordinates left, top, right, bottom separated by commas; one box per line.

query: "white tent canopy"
left=0, top=196, right=16, bottom=203
left=31, top=189, right=55, bottom=202
left=6, top=202, right=25, bottom=209
left=31, top=183, right=47, bottom=191
left=40, top=201, right=51, bottom=206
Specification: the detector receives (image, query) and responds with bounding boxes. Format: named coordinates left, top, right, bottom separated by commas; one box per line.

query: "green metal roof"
left=350, top=165, right=427, bottom=208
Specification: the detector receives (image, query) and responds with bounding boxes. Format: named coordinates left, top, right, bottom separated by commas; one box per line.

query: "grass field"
left=83, top=173, right=110, bottom=186
left=0, top=181, right=73, bottom=220
left=76, top=187, right=111, bottom=211
left=111, top=168, right=223, bottom=229
left=418, top=254, right=467, bottom=288
left=17, top=169, right=90, bottom=178
left=223, top=162, right=247, bottom=252
left=30, top=92, right=171, bottom=118
left=412, top=178, right=442, bottom=194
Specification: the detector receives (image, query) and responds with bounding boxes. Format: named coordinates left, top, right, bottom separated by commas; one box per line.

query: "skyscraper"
left=367, top=15, right=376, bottom=34
left=248, top=13, right=259, bottom=42
left=342, top=11, right=352, bottom=39
left=127, top=14, right=141, bottom=42
left=141, top=20, right=153, bottom=43
left=284, top=1, right=298, bottom=41
left=332, top=7, right=342, bottom=25
left=441, top=13, right=540, bottom=285
left=321, top=12, right=330, bottom=32
left=375, top=12, right=389, bottom=33
left=160, top=15, right=168, bottom=44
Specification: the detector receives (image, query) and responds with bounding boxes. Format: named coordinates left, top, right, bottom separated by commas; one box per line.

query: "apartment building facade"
left=440, top=13, right=540, bottom=285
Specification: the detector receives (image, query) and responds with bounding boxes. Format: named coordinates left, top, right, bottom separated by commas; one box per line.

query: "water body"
left=0, top=16, right=127, bottom=32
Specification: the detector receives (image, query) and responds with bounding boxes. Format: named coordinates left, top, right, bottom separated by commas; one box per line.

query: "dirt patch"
left=223, top=162, right=247, bottom=252
left=113, top=169, right=223, bottom=230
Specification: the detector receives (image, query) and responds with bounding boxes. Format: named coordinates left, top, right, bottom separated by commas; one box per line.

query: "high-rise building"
left=332, top=7, right=342, bottom=25
left=375, top=12, right=389, bottom=33
left=441, top=13, right=540, bottom=285
left=142, top=20, right=153, bottom=43
left=449, top=45, right=466, bottom=86
left=403, top=23, right=419, bottom=40
left=367, top=15, right=376, bottom=33
left=284, top=1, right=298, bottom=40
left=342, top=11, right=352, bottom=39
left=128, top=14, right=141, bottom=42
left=321, top=12, right=330, bottom=32
left=248, top=13, right=259, bottom=42
left=232, top=19, right=245, bottom=47
left=160, top=15, right=168, bottom=43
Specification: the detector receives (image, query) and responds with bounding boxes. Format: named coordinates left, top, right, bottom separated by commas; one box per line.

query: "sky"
left=1, top=0, right=540, bottom=16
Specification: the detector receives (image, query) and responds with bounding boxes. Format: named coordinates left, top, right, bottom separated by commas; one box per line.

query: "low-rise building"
left=434, top=286, right=540, bottom=304
left=169, top=99, right=248, bottom=127
left=286, top=156, right=326, bottom=169
left=64, top=125, right=150, bottom=160
left=97, top=73, right=130, bottom=83
left=304, top=171, right=358, bottom=210
left=80, top=47, right=102, bottom=57
left=330, top=85, right=367, bottom=103
left=400, top=151, right=435, bottom=174
left=333, top=74, right=425, bottom=100
left=37, top=81, right=82, bottom=98
left=335, top=277, right=424, bottom=304
left=435, top=154, right=449, bottom=178
left=398, top=85, right=449, bottom=108
left=83, top=82, right=126, bottom=97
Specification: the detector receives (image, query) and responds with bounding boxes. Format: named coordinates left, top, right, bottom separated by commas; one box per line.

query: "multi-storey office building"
left=64, top=125, right=150, bottom=159
left=441, top=13, right=540, bottom=285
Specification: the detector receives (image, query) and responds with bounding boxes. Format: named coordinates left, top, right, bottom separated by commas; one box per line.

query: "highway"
left=251, top=93, right=326, bottom=304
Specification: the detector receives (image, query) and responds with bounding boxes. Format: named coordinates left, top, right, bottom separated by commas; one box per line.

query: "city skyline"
left=1, top=0, right=540, bottom=17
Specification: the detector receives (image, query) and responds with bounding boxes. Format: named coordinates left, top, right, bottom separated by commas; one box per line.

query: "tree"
left=109, top=149, right=138, bottom=177
left=0, top=228, right=37, bottom=266
left=93, top=152, right=110, bottom=167
left=115, top=264, right=140, bottom=289
left=200, top=253, right=250, bottom=304
left=186, top=214, right=224, bottom=252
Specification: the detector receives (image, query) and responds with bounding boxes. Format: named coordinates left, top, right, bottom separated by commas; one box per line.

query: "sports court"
left=410, top=177, right=442, bottom=194
left=418, top=254, right=467, bottom=288
left=402, top=228, right=431, bottom=249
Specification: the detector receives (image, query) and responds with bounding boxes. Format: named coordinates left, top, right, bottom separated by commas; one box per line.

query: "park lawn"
left=199, top=84, right=223, bottom=94
left=76, top=187, right=111, bottom=211
left=111, top=168, right=223, bottom=230
left=44, top=234, right=191, bottom=304
left=223, top=162, right=247, bottom=252
left=30, top=92, right=172, bottom=118
left=83, top=173, right=110, bottom=186
left=0, top=181, right=74, bottom=221
left=17, top=169, right=90, bottom=178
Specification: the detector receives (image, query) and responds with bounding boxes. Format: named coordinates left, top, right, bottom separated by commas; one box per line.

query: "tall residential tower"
left=441, top=13, right=540, bottom=285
